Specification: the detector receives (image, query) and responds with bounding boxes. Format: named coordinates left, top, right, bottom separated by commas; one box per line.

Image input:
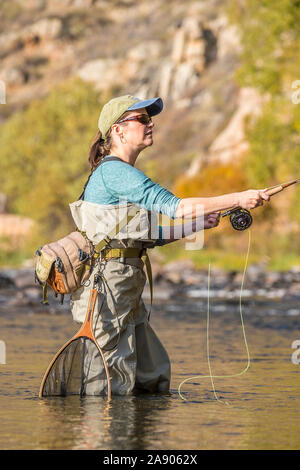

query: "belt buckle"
left=104, top=249, right=114, bottom=261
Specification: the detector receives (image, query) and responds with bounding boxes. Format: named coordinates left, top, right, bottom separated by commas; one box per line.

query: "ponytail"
left=88, top=129, right=112, bottom=171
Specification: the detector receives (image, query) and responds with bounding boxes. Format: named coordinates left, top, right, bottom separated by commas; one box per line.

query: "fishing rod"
left=222, top=178, right=300, bottom=231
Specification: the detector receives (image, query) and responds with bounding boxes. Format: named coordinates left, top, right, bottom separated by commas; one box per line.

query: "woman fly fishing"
left=68, top=94, right=269, bottom=396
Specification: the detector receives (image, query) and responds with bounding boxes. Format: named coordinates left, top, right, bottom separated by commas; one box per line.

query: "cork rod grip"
left=265, top=185, right=284, bottom=197
left=264, top=179, right=300, bottom=197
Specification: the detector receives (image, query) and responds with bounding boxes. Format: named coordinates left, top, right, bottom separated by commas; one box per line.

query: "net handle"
left=74, top=287, right=98, bottom=339
left=74, top=286, right=112, bottom=400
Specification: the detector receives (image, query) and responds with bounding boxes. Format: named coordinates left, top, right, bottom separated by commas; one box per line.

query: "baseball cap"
left=98, top=95, right=163, bottom=138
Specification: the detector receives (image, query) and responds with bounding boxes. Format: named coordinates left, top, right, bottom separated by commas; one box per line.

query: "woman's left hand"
left=204, top=212, right=220, bottom=229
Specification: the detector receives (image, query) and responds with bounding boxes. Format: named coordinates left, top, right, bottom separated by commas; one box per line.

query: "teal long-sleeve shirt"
left=83, top=155, right=182, bottom=245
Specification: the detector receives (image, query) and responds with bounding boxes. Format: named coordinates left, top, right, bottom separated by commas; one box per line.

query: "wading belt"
left=77, top=210, right=153, bottom=318
left=100, top=247, right=153, bottom=319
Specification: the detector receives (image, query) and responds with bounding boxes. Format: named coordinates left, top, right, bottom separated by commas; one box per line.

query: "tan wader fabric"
left=70, top=258, right=171, bottom=396
left=69, top=199, right=170, bottom=395
left=69, top=199, right=159, bottom=245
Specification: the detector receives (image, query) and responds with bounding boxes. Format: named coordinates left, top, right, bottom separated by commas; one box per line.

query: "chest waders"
left=70, top=158, right=170, bottom=396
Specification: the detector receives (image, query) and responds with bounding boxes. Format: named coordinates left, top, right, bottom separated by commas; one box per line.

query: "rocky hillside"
left=1, top=0, right=300, bottom=272
left=4, top=0, right=286, bottom=266
left=0, top=0, right=258, bottom=187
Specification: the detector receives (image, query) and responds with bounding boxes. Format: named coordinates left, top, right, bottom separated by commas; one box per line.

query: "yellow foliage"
left=0, top=78, right=108, bottom=249
left=173, top=163, right=248, bottom=198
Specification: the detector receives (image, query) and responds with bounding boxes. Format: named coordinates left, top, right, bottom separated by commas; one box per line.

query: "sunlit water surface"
left=0, top=295, right=300, bottom=450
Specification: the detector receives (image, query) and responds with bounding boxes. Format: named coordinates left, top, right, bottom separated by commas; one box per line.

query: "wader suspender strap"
left=80, top=155, right=153, bottom=319
left=79, top=156, right=126, bottom=201
left=141, top=251, right=153, bottom=320
left=78, top=157, right=140, bottom=253
left=92, top=209, right=137, bottom=254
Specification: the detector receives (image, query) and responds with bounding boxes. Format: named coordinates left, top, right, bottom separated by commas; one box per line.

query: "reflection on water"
left=0, top=297, right=300, bottom=450
left=36, top=393, right=173, bottom=450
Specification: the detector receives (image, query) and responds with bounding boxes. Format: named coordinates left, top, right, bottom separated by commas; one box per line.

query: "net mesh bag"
left=41, top=337, right=109, bottom=397
left=40, top=284, right=111, bottom=399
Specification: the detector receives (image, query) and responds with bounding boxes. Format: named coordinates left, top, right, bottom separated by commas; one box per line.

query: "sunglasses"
left=117, top=114, right=152, bottom=125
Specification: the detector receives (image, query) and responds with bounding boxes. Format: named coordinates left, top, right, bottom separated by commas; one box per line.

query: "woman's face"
left=113, top=107, right=154, bottom=151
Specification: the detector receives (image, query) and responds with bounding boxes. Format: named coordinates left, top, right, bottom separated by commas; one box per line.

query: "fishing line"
left=178, top=229, right=252, bottom=403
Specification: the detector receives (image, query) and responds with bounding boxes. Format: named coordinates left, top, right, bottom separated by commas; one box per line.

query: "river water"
left=0, top=292, right=300, bottom=450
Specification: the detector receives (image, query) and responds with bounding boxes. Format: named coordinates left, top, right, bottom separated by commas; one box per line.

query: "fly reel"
left=221, top=179, right=300, bottom=230
left=222, top=208, right=253, bottom=231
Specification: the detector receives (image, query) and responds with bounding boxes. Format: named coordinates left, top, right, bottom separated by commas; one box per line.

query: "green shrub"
left=0, top=78, right=108, bottom=249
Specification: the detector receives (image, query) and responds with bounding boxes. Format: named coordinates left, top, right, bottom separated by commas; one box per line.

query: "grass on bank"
left=0, top=249, right=31, bottom=269
left=1, top=242, right=300, bottom=272
left=154, top=240, right=300, bottom=272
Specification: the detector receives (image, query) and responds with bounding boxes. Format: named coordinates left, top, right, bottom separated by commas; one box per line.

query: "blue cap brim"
left=127, top=97, right=163, bottom=116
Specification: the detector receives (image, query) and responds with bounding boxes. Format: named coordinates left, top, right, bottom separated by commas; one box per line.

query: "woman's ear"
left=111, top=123, right=127, bottom=145
left=111, top=123, right=122, bottom=137
left=112, top=123, right=127, bottom=144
